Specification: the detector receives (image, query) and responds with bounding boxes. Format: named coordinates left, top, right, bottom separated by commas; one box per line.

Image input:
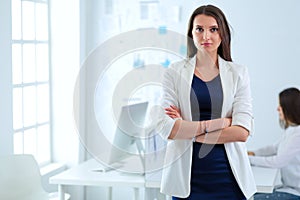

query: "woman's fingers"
left=164, top=107, right=173, bottom=112
left=165, top=105, right=181, bottom=119
left=170, top=105, right=180, bottom=112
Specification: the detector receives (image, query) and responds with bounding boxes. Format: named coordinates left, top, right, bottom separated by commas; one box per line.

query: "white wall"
left=0, top=0, right=13, bottom=156
left=50, top=0, right=84, bottom=199
left=50, top=0, right=80, bottom=167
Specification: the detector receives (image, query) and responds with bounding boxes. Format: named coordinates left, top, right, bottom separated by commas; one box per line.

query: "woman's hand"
left=248, top=151, right=255, bottom=156
left=205, top=117, right=232, bottom=132
left=223, top=118, right=232, bottom=128
left=165, top=105, right=182, bottom=119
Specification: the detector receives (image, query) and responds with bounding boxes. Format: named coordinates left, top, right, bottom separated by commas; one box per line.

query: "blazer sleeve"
left=231, top=66, right=254, bottom=135
left=149, top=65, right=180, bottom=141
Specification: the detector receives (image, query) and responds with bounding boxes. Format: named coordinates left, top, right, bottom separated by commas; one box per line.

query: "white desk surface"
left=50, top=159, right=279, bottom=199
left=49, top=159, right=145, bottom=188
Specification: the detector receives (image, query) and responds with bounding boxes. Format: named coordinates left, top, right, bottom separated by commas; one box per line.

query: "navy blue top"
left=173, top=74, right=245, bottom=200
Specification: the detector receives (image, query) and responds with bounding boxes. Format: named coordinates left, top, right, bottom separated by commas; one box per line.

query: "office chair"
left=0, top=154, right=69, bottom=200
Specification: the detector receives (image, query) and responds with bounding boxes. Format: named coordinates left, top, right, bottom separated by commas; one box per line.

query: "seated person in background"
left=248, top=87, right=300, bottom=200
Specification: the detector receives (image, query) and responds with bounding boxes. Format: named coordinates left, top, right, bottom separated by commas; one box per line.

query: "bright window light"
left=11, top=0, right=51, bottom=166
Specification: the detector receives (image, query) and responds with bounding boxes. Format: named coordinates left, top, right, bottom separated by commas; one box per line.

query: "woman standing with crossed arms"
left=152, top=4, right=256, bottom=199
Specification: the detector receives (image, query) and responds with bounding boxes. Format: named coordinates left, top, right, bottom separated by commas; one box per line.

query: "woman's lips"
left=202, top=43, right=211, bottom=47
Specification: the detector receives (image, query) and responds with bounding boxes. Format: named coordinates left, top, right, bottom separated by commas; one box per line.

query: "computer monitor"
left=97, top=102, right=148, bottom=173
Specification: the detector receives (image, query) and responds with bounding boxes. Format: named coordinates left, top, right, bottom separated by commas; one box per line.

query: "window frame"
left=11, top=0, right=52, bottom=166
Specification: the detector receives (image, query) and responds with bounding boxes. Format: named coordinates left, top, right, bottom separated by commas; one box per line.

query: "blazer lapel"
left=179, top=56, right=196, bottom=121
left=218, top=56, right=234, bottom=117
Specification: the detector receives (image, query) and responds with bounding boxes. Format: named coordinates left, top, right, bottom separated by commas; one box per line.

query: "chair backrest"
left=0, top=154, right=48, bottom=200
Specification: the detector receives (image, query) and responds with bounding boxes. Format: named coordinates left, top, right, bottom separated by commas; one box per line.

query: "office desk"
left=49, top=159, right=144, bottom=200
left=50, top=159, right=279, bottom=200
left=252, top=166, right=280, bottom=193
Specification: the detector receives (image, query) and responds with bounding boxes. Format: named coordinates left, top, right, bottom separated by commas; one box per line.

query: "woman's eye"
left=195, top=27, right=204, bottom=32
left=211, top=27, right=219, bottom=32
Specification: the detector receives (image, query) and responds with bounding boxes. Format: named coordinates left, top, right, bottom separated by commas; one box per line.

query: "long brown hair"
left=279, top=87, right=300, bottom=129
left=187, top=5, right=232, bottom=61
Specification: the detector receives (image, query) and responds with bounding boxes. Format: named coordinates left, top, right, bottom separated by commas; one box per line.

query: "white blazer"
left=153, top=55, right=257, bottom=199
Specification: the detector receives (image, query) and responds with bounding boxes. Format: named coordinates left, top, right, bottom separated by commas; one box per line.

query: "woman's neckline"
left=193, top=73, right=220, bottom=83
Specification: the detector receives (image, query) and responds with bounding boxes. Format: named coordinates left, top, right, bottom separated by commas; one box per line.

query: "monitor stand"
left=91, top=162, right=124, bottom=173
left=91, top=141, right=145, bottom=175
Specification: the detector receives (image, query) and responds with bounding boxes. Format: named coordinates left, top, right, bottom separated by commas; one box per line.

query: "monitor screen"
left=106, top=102, right=149, bottom=172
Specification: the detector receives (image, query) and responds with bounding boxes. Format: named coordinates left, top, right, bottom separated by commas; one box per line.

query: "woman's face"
left=192, top=14, right=222, bottom=55
left=277, top=104, right=285, bottom=121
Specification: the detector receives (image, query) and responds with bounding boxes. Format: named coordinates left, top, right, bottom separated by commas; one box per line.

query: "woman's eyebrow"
left=194, top=24, right=218, bottom=28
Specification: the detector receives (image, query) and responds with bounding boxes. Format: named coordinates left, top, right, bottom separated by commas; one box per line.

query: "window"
left=11, top=0, right=51, bottom=165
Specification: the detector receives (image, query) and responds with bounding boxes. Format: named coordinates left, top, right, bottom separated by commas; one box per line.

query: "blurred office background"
left=1, top=0, right=299, bottom=199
